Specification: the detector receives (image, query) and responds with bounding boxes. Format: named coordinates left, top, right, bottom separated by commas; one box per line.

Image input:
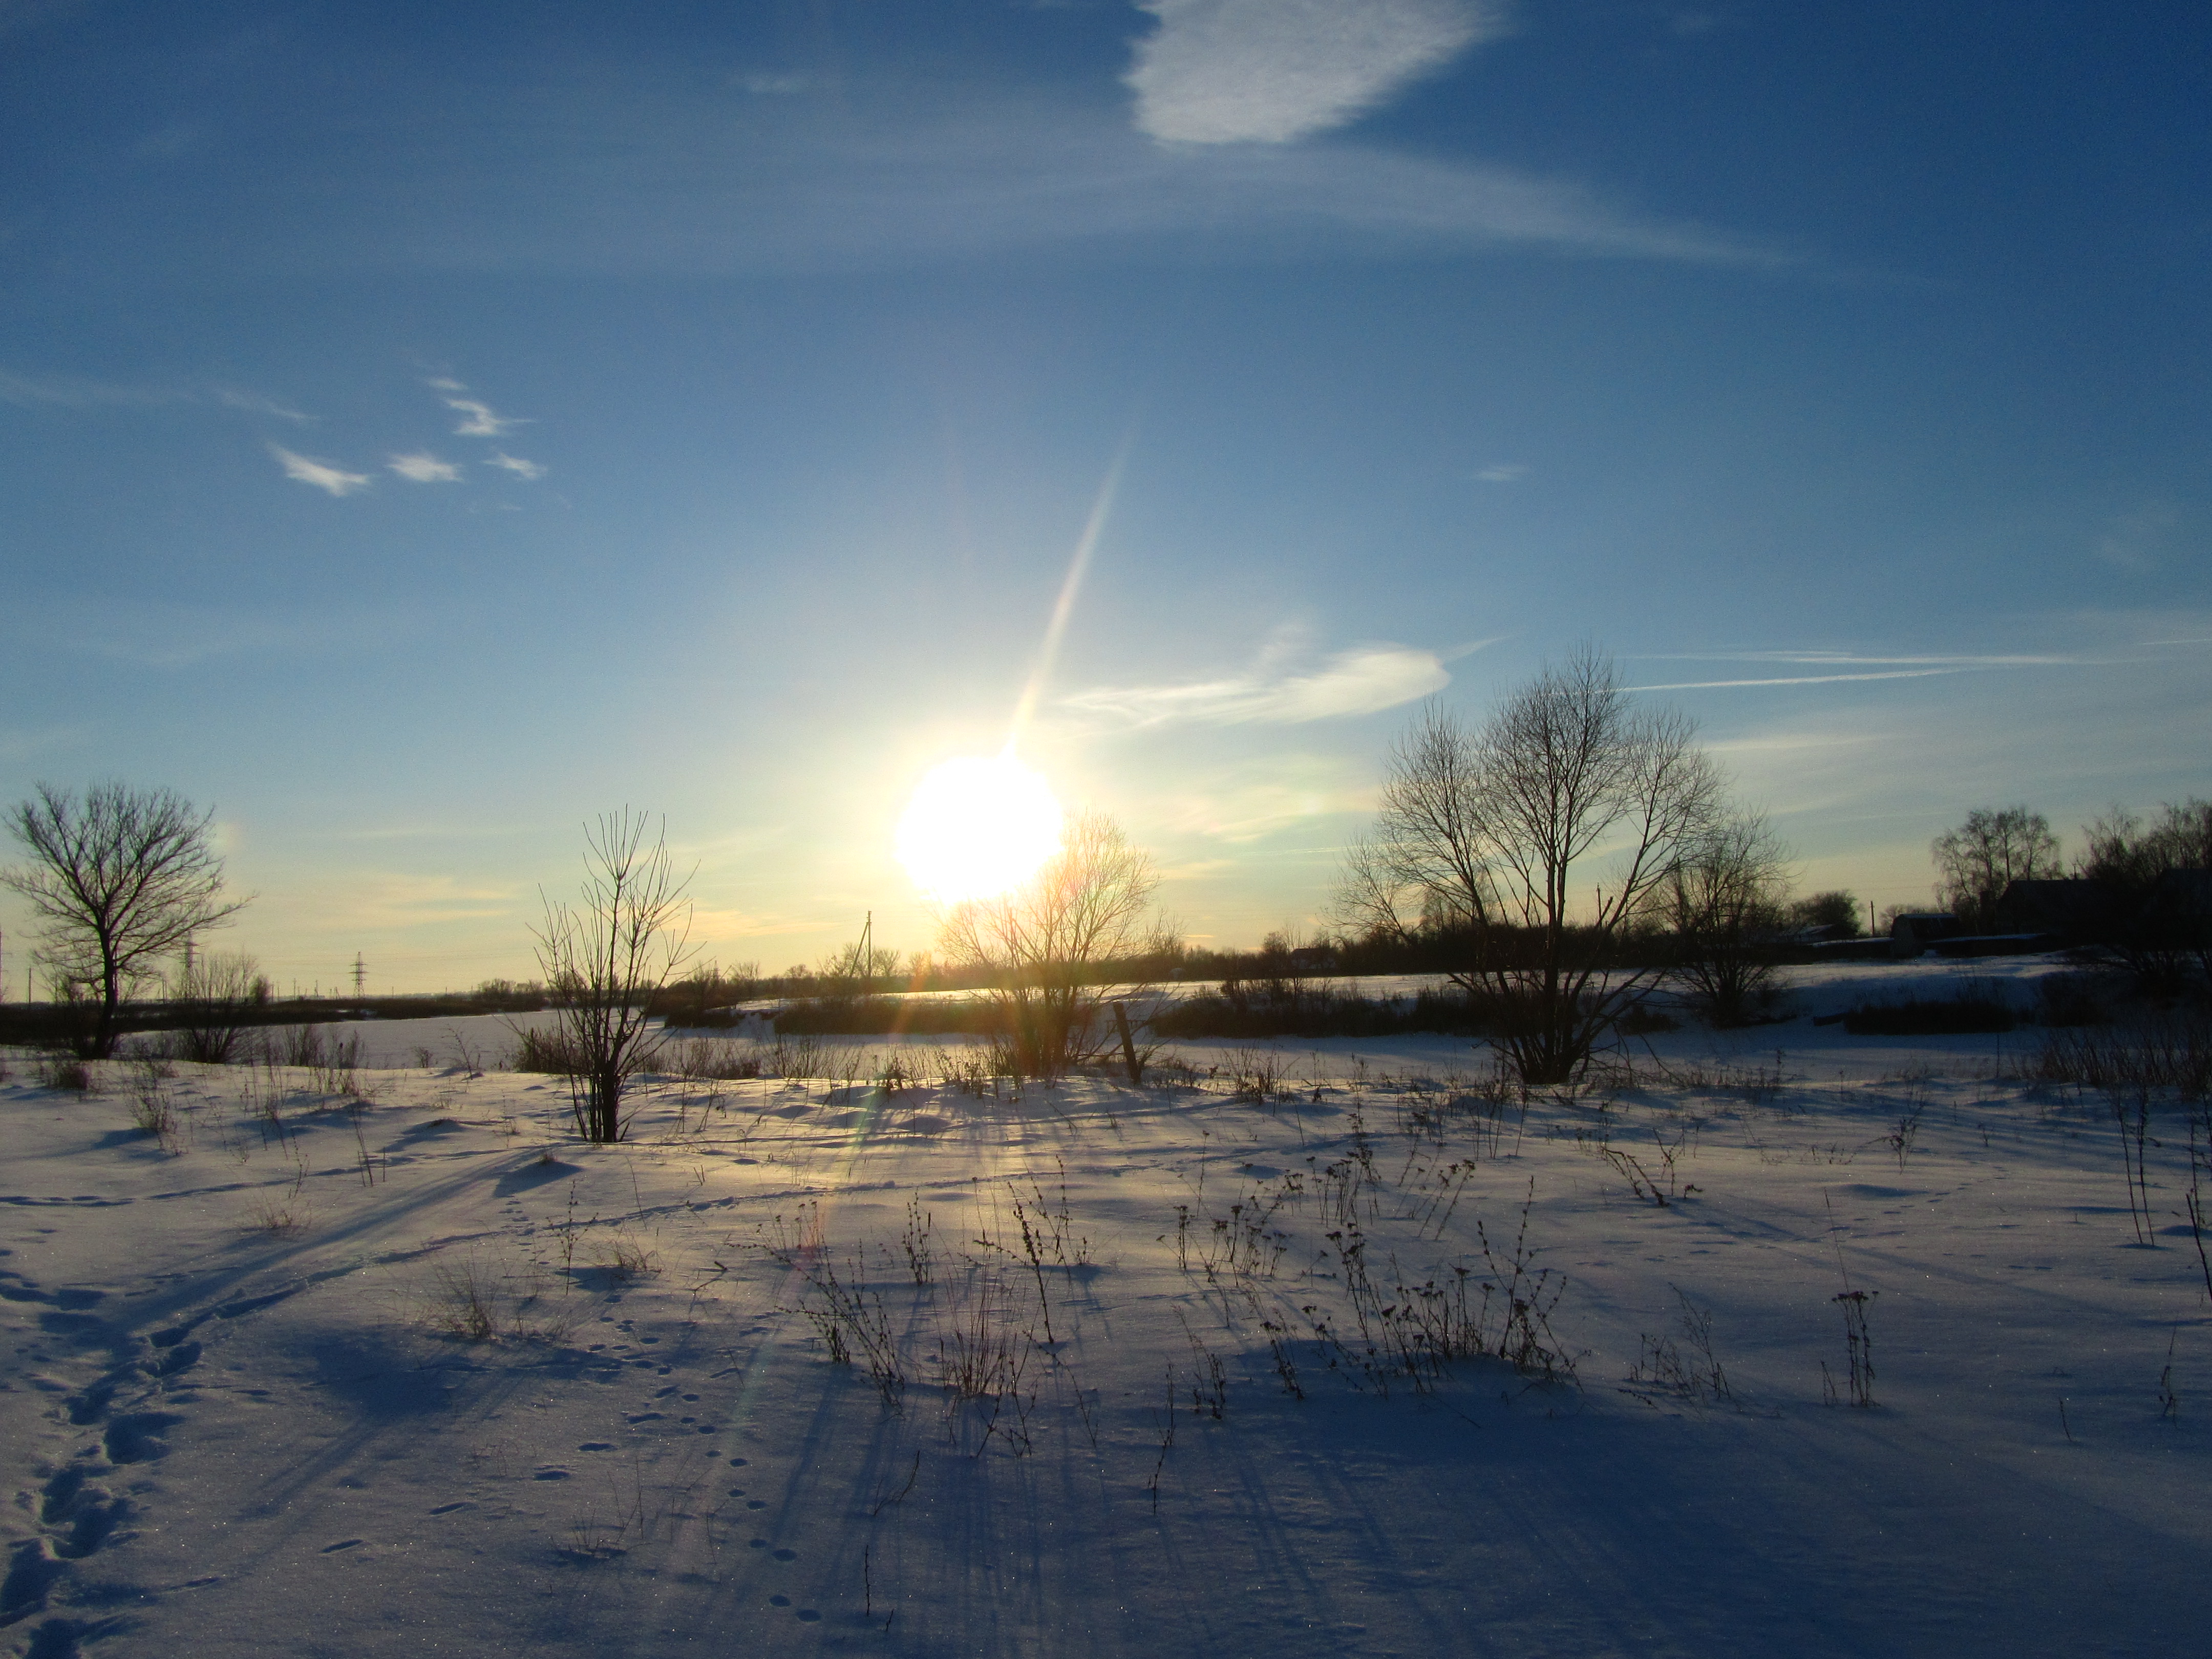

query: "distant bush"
left=768, top=996, right=1000, bottom=1037
left=513, top=1026, right=591, bottom=1075
left=2034, top=973, right=2110, bottom=1028
left=1148, top=979, right=1486, bottom=1040
left=1842, top=990, right=2016, bottom=1035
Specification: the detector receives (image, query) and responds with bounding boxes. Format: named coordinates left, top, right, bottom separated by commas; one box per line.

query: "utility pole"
left=352, top=953, right=367, bottom=1000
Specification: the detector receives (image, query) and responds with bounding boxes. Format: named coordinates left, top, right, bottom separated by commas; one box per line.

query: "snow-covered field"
left=5, top=974, right=2207, bottom=1658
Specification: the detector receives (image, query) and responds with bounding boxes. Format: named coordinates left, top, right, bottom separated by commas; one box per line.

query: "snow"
left=3, top=980, right=2206, bottom=1658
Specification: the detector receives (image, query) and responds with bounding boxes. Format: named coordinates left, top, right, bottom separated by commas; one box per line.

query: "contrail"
left=1006, top=428, right=1137, bottom=752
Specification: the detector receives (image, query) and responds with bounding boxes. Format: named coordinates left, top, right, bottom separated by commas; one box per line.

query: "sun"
left=897, top=754, right=1063, bottom=904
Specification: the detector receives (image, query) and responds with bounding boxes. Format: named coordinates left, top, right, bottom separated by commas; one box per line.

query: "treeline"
left=0, top=982, right=552, bottom=1052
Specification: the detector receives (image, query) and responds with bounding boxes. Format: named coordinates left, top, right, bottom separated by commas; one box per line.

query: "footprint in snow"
left=772, top=1548, right=796, bottom=1562
left=429, top=1503, right=474, bottom=1516
left=533, top=1469, right=571, bottom=1481
left=625, top=1412, right=663, bottom=1423
left=578, top=1442, right=613, bottom=1452
left=321, top=1540, right=365, bottom=1554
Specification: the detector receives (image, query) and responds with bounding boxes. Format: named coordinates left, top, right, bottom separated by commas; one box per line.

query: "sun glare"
left=897, top=754, right=1063, bottom=904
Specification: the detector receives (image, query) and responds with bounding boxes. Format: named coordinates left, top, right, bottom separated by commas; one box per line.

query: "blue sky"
left=2, top=0, right=2206, bottom=992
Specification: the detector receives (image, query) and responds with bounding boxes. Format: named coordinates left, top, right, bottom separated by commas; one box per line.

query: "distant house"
left=1996, top=879, right=2115, bottom=940
left=1888, top=912, right=1966, bottom=949
left=2149, top=868, right=2212, bottom=923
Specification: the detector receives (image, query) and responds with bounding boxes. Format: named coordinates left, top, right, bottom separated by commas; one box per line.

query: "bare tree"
left=2, top=782, right=251, bottom=1058
left=1651, top=813, right=1794, bottom=1027
left=2077, top=799, right=2212, bottom=988
left=1931, top=806, right=2060, bottom=930
left=533, top=811, right=694, bottom=1143
left=1337, top=650, right=1722, bottom=1084
left=936, top=809, right=1175, bottom=1079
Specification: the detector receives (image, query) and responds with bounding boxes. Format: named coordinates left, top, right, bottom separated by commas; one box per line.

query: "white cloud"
left=269, top=443, right=371, bottom=497
left=444, top=396, right=526, bottom=437
left=388, top=451, right=462, bottom=482
left=427, top=376, right=467, bottom=392
left=1127, top=0, right=1507, bottom=144
left=484, top=452, right=545, bottom=480
left=1065, top=642, right=1449, bottom=727
left=1474, top=461, right=1526, bottom=482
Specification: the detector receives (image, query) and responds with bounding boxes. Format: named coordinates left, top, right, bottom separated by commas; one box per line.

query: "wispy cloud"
left=1128, top=0, right=1506, bottom=144
left=269, top=443, right=370, bottom=497
left=0, top=368, right=187, bottom=409
left=1630, top=669, right=1964, bottom=691
left=736, top=72, right=812, bottom=96
left=2095, top=503, right=2179, bottom=571
left=214, top=387, right=315, bottom=422
left=1639, top=649, right=2082, bottom=668
left=1066, top=642, right=1449, bottom=727
left=484, top=452, right=545, bottom=480
left=388, top=451, right=462, bottom=482
left=157, top=76, right=1779, bottom=278
left=1474, top=460, right=1526, bottom=482
left=444, top=396, right=526, bottom=437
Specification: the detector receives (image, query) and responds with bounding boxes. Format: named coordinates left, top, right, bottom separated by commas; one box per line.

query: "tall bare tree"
left=533, top=811, right=694, bottom=1143
left=1338, top=650, right=1722, bottom=1083
left=937, top=809, right=1175, bottom=1080
left=3, top=782, right=250, bottom=1058
left=1931, top=806, right=2060, bottom=930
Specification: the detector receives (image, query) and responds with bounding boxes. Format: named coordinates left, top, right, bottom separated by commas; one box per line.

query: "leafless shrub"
left=37, top=1054, right=93, bottom=1092
left=533, top=810, right=695, bottom=1143
left=2033, top=1013, right=2211, bottom=1097
left=765, top=1218, right=904, bottom=1403
left=1828, top=1290, right=1877, bottom=1408
left=129, top=1077, right=181, bottom=1153
left=419, top=1248, right=582, bottom=1344
left=1627, top=1287, right=1733, bottom=1405
left=669, top=1037, right=762, bottom=1080
left=1224, top=1047, right=1286, bottom=1102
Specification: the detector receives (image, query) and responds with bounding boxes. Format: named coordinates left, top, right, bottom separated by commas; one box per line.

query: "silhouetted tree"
left=533, top=811, right=693, bottom=1142
left=1338, top=650, right=1723, bottom=1084
left=1931, top=806, right=2060, bottom=930
left=3, top=782, right=250, bottom=1058
left=1652, top=814, right=1794, bottom=1026
left=937, top=810, right=1175, bottom=1079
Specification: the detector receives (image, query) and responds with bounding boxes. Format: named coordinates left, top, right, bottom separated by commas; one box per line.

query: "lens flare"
left=896, top=755, right=1062, bottom=904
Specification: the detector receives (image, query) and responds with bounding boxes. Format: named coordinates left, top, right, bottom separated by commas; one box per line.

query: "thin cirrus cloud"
left=388, top=451, right=462, bottom=483
left=1126, top=0, right=1508, bottom=144
left=1626, top=649, right=2082, bottom=691
left=0, top=367, right=189, bottom=408
left=484, top=452, right=545, bottom=480
left=161, top=70, right=1776, bottom=279
left=268, top=443, right=370, bottom=497
left=215, top=387, right=314, bottom=422
left=1065, top=643, right=1450, bottom=728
